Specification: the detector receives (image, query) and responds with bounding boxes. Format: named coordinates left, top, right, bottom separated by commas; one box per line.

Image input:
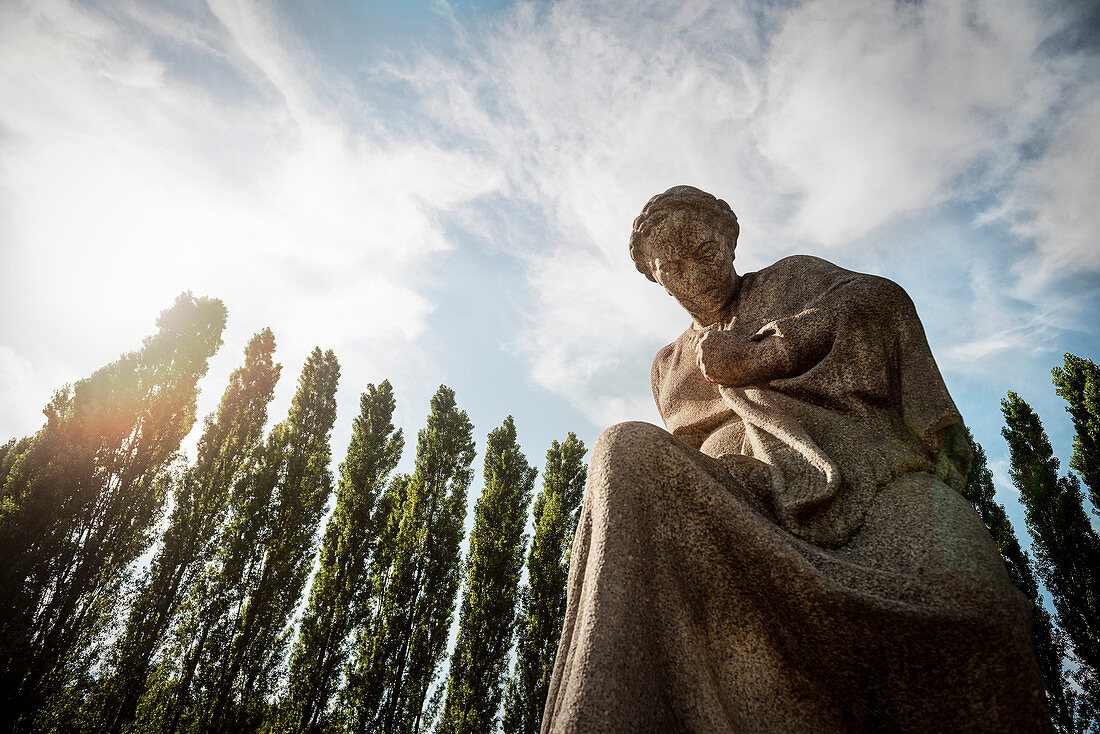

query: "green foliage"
left=145, top=347, right=340, bottom=734
left=273, top=381, right=404, bottom=734
left=1053, top=354, right=1100, bottom=511
left=0, top=292, right=226, bottom=733
left=0, top=436, right=32, bottom=496
left=960, top=429, right=1077, bottom=733
left=437, top=417, right=537, bottom=734
left=90, top=328, right=281, bottom=734
left=502, top=433, right=587, bottom=734
left=1002, top=389, right=1100, bottom=724
left=337, top=385, right=476, bottom=734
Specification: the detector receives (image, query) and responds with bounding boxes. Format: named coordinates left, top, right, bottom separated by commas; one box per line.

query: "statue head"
left=629, top=186, right=741, bottom=326
left=629, top=185, right=739, bottom=283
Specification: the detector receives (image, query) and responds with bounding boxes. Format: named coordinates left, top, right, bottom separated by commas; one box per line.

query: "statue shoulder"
left=651, top=329, right=693, bottom=397
left=759, top=254, right=852, bottom=280
left=757, top=255, right=913, bottom=305
left=651, top=339, right=678, bottom=385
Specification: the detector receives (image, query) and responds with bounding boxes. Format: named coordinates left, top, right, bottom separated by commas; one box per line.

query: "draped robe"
left=542, top=255, right=1050, bottom=733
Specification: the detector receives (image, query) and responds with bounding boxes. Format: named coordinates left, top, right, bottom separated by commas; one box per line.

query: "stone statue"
left=541, top=186, right=1051, bottom=732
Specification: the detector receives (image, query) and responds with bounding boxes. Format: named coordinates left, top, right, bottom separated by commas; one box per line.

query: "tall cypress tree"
left=335, top=474, right=412, bottom=733
left=90, top=329, right=281, bottom=734
left=960, top=429, right=1076, bottom=732
left=1051, top=353, right=1100, bottom=723
left=206, top=347, right=340, bottom=732
left=145, top=433, right=278, bottom=734
left=337, top=385, right=476, bottom=734
left=0, top=293, right=226, bottom=733
left=502, top=433, right=587, bottom=734
left=1002, top=392, right=1100, bottom=719
left=273, top=381, right=404, bottom=734
left=1052, top=354, right=1100, bottom=511
left=143, top=347, right=339, bottom=734
left=437, top=417, right=537, bottom=734
left=0, top=436, right=32, bottom=494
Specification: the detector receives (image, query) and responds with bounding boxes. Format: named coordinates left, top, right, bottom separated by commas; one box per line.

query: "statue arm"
left=697, top=306, right=836, bottom=386
left=698, top=272, right=914, bottom=388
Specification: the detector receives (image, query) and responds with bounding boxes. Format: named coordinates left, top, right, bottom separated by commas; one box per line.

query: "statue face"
left=643, top=209, right=738, bottom=318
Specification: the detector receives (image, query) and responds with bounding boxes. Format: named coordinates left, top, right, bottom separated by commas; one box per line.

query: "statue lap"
left=542, top=421, right=1049, bottom=733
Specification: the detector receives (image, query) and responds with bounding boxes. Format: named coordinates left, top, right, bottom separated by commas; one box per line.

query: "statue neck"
left=689, top=276, right=740, bottom=330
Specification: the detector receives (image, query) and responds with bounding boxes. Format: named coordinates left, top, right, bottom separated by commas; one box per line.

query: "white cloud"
left=2, top=0, right=1094, bottom=442
left=934, top=260, right=1060, bottom=371
left=397, top=0, right=790, bottom=426
left=391, top=0, right=1096, bottom=425
left=0, top=347, right=64, bottom=440
left=758, top=0, right=1063, bottom=245
left=1006, top=82, right=1100, bottom=289
left=945, top=321, right=1057, bottom=367
left=516, top=248, right=682, bottom=426
left=0, top=0, right=500, bottom=439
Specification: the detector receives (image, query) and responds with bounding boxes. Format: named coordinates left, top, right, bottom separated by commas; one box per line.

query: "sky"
left=1, top=0, right=1099, bottom=540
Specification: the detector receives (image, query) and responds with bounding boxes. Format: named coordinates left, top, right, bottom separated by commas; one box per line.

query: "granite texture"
left=541, top=186, right=1051, bottom=733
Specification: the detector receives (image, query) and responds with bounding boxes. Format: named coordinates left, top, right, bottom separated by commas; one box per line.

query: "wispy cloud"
left=757, top=0, right=1068, bottom=246
left=0, top=346, right=70, bottom=440
left=2, top=0, right=1095, bottom=440
left=1004, top=84, right=1100, bottom=291
left=390, top=0, right=1097, bottom=425
left=394, top=0, right=786, bottom=425
left=0, top=0, right=499, bottom=437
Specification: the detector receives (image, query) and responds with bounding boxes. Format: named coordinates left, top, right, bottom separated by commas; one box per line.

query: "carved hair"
left=629, top=185, right=739, bottom=282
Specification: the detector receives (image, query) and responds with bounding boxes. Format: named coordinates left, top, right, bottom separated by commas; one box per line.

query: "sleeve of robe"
left=720, top=256, right=972, bottom=546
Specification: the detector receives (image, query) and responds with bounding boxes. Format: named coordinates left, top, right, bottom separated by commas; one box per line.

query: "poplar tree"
left=91, top=329, right=281, bottom=734
left=437, top=417, right=537, bottom=734
left=1002, top=392, right=1100, bottom=718
left=0, top=436, right=32, bottom=491
left=144, top=347, right=339, bottom=733
left=274, top=380, right=404, bottom=734
left=208, top=347, right=340, bottom=731
left=337, top=385, right=476, bottom=734
left=502, top=433, right=587, bottom=734
left=1051, top=353, right=1100, bottom=723
left=0, top=293, right=226, bottom=733
left=1052, top=354, right=1100, bottom=510
left=960, top=429, right=1076, bottom=732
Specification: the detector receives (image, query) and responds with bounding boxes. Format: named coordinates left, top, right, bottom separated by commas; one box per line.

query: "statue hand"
left=696, top=328, right=749, bottom=386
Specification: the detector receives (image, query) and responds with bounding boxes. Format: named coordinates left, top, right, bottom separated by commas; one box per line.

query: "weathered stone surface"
left=541, top=186, right=1051, bottom=733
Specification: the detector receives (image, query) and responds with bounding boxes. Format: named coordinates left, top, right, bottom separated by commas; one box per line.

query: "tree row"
left=0, top=293, right=586, bottom=734
left=4, top=292, right=1099, bottom=733
left=962, top=354, right=1100, bottom=733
